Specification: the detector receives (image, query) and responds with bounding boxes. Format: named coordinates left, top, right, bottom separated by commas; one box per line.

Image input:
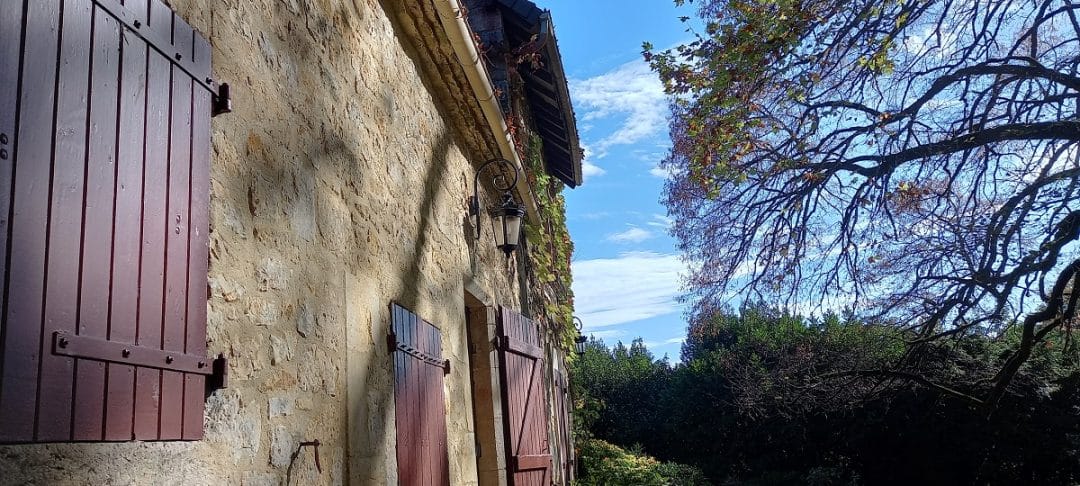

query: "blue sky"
left=534, top=0, right=696, bottom=359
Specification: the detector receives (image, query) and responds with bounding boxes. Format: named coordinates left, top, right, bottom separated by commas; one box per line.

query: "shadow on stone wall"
left=0, top=0, right=497, bottom=484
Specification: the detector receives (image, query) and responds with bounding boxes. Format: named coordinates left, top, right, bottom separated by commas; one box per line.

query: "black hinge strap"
left=91, top=0, right=213, bottom=90
left=53, top=331, right=214, bottom=375
left=91, top=0, right=232, bottom=117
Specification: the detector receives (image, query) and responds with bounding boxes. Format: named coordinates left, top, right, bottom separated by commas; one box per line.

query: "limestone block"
left=256, top=258, right=289, bottom=291
left=270, top=426, right=295, bottom=468
left=241, top=472, right=278, bottom=486
left=269, top=396, right=293, bottom=418
left=297, top=303, right=317, bottom=338
left=247, top=298, right=280, bottom=327
left=209, top=275, right=245, bottom=302
left=270, top=334, right=293, bottom=365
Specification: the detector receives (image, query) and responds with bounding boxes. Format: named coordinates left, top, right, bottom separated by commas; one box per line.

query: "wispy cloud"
left=649, top=164, right=676, bottom=179
left=570, top=60, right=668, bottom=159
left=646, top=214, right=672, bottom=231
left=607, top=226, right=654, bottom=244
left=587, top=329, right=627, bottom=341
left=582, top=159, right=606, bottom=180
left=573, top=251, right=686, bottom=328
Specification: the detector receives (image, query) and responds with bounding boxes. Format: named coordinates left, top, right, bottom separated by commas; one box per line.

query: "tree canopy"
left=645, top=0, right=1080, bottom=405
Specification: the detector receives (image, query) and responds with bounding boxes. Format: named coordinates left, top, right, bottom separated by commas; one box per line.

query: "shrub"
left=576, top=438, right=708, bottom=486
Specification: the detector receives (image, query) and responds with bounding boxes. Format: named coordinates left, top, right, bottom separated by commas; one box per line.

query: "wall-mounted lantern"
left=573, top=316, right=587, bottom=356
left=471, top=159, right=526, bottom=256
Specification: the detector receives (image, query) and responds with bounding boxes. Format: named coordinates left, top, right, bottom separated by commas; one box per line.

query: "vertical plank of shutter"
left=0, top=0, right=61, bottom=442
left=416, top=316, right=426, bottom=486
left=424, top=318, right=434, bottom=486
left=408, top=305, right=416, bottom=486
left=417, top=314, right=425, bottom=486
left=495, top=310, right=509, bottom=473
left=73, top=2, right=122, bottom=441
left=429, top=322, right=438, bottom=486
left=159, top=11, right=195, bottom=441
left=133, top=0, right=173, bottom=440
left=413, top=312, right=424, bottom=486
left=507, top=313, right=521, bottom=467
left=41, top=0, right=94, bottom=441
left=104, top=0, right=149, bottom=441
left=431, top=322, right=440, bottom=486
left=0, top=0, right=26, bottom=430
left=182, top=30, right=211, bottom=441
left=435, top=324, right=449, bottom=486
left=390, top=306, right=403, bottom=479
left=408, top=308, right=421, bottom=483
left=398, top=305, right=415, bottom=485
left=396, top=304, right=409, bottom=485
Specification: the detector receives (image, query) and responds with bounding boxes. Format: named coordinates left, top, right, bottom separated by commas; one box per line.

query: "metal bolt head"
left=122, top=349, right=131, bottom=357
left=165, top=356, right=174, bottom=364
left=175, top=226, right=181, bottom=234
left=175, top=53, right=182, bottom=60
left=58, top=337, right=69, bottom=348
left=197, top=361, right=205, bottom=368
left=0, top=133, right=8, bottom=144
left=0, top=149, right=7, bottom=160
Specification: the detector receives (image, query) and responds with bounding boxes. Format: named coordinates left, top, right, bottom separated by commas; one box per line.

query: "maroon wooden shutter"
left=496, top=307, right=552, bottom=486
left=391, top=303, right=450, bottom=486
left=0, top=0, right=214, bottom=442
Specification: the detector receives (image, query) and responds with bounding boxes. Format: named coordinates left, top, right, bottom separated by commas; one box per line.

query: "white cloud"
left=582, top=159, right=606, bottom=180
left=579, top=211, right=610, bottom=220
left=572, top=251, right=686, bottom=328
left=646, top=214, right=672, bottom=230
left=606, top=226, right=654, bottom=243
left=586, top=329, right=627, bottom=340
left=664, top=336, right=686, bottom=345
left=649, top=164, right=676, bottom=179
left=570, top=60, right=668, bottom=159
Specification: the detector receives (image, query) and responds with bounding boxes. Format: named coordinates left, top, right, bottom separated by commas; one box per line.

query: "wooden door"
left=496, top=307, right=552, bottom=486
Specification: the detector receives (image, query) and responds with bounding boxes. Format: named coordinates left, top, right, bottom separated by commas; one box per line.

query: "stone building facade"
left=0, top=0, right=581, bottom=484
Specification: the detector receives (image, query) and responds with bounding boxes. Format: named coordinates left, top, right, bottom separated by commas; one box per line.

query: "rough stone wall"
left=0, top=0, right=523, bottom=484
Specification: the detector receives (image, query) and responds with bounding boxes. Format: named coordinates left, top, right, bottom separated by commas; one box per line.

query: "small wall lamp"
left=573, top=316, right=587, bottom=356
left=470, top=159, right=526, bottom=256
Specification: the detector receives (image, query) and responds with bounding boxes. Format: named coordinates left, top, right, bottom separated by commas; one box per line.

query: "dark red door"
left=497, top=307, right=552, bottom=486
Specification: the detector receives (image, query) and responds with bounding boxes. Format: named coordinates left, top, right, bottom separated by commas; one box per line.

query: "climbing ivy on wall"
left=499, top=34, right=578, bottom=355
left=522, top=133, right=577, bottom=354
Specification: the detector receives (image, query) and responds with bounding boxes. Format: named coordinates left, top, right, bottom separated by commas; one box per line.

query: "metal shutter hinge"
left=387, top=332, right=398, bottom=354
left=212, top=83, right=232, bottom=117
left=206, top=354, right=228, bottom=394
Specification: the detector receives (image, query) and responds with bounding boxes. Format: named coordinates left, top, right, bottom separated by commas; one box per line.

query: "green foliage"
left=521, top=133, right=577, bottom=353
left=572, top=337, right=673, bottom=449
left=573, top=304, right=1080, bottom=484
left=575, top=439, right=708, bottom=486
